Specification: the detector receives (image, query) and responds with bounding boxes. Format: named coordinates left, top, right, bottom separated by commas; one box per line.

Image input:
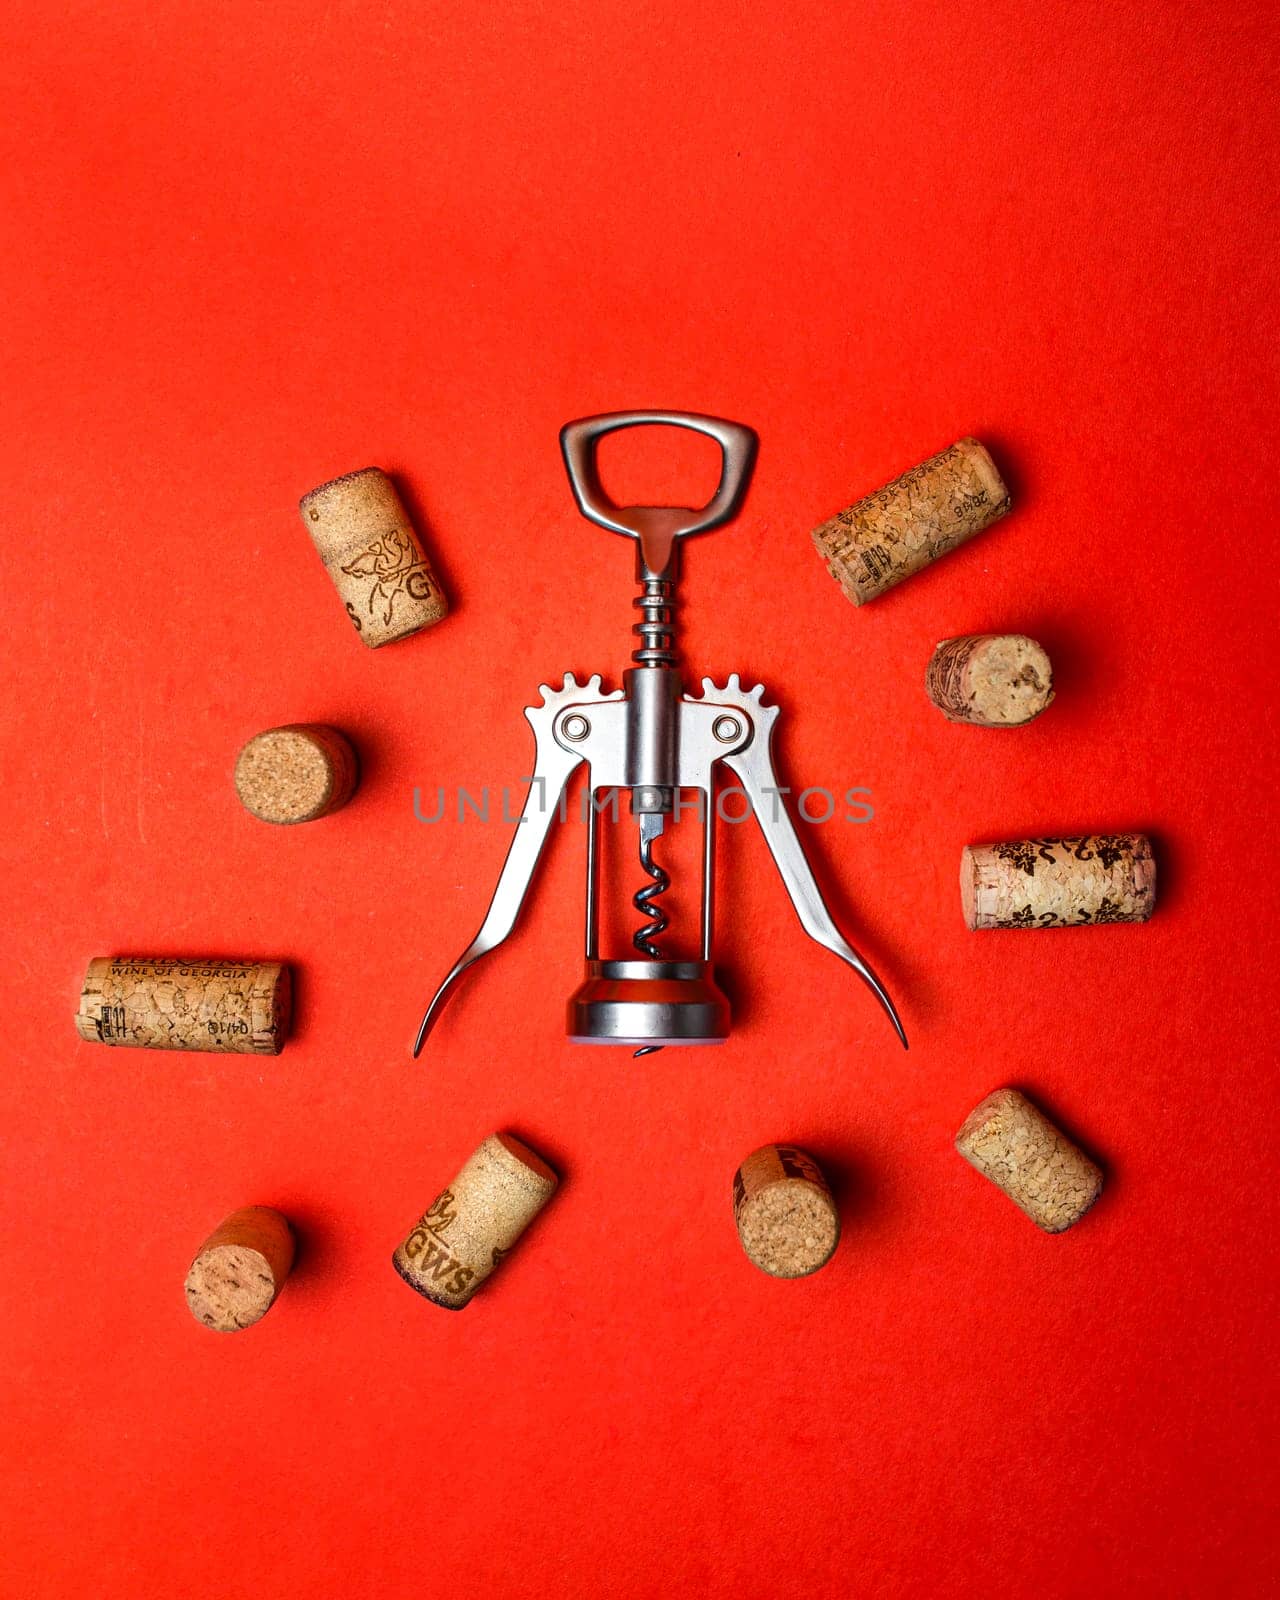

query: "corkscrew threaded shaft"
left=631, top=577, right=677, bottom=667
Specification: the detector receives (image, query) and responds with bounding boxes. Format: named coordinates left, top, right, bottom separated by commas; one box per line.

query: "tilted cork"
left=184, top=1206, right=296, bottom=1331
left=392, top=1133, right=559, bottom=1310
left=811, top=438, right=1010, bottom=606
left=926, top=634, right=1054, bottom=726
left=234, top=724, right=359, bottom=824
left=299, top=467, right=448, bottom=648
left=955, top=1089, right=1103, bottom=1233
left=733, top=1144, right=839, bottom=1279
left=961, top=834, right=1155, bottom=930
left=75, top=957, right=290, bottom=1054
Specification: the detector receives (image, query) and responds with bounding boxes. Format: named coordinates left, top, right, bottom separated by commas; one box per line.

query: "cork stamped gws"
left=393, top=1133, right=559, bottom=1310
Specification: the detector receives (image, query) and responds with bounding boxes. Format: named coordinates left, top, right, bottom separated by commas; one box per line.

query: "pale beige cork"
left=961, top=834, right=1156, bottom=930
left=811, top=438, right=1011, bottom=606
left=926, top=634, right=1054, bottom=726
left=956, top=1088, right=1103, bottom=1233
left=733, top=1144, right=839, bottom=1279
left=184, top=1206, right=296, bottom=1332
left=75, top=957, right=290, bottom=1054
left=299, top=467, right=449, bottom=648
left=234, top=724, right=359, bottom=824
left=392, top=1133, right=559, bottom=1310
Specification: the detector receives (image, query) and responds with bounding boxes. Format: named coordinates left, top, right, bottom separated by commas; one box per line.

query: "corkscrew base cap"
left=567, top=959, right=730, bottom=1046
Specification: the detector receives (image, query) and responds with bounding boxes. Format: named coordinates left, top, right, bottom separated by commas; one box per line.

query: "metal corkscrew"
left=413, top=410, right=907, bottom=1057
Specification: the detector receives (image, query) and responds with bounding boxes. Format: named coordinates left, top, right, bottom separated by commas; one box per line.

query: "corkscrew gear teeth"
left=413, top=410, right=907, bottom=1056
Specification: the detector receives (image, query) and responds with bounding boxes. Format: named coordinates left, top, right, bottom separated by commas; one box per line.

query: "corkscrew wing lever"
left=696, top=677, right=908, bottom=1050
left=413, top=675, right=622, bottom=1056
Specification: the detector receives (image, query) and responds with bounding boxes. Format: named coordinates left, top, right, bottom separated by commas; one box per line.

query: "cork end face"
left=74, top=1003, right=104, bottom=1043
left=976, top=635, right=1052, bottom=724
left=1037, top=1173, right=1104, bottom=1233
left=1131, top=837, right=1158, bottom=921
left=264, top=964, right=292, bottom=1055
left=74, top=957, right=111, bottom=1042
left=493, top=1132, right=559, bottom=1190
left=955, top=438, right=1012, bottom=518
left=809, top=524, right=869, bottom=608
left=959, top=846, right=980, bottom=929
left=936, top=634, right=1052, bottom=726
left=234, top=726, right=357, bottom=825
left=298, top=466, right=386, bottom=516
left=234, top=728, right=337, bottom=824
left=185, top=1244, right=279, bottom=1332
left=954, top=1087, right=1022, bottom=1150
left=737, top=1181, right=840, bottom=1278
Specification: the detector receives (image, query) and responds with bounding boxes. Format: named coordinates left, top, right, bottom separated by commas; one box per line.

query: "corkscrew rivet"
left=713, top=716, right=742, bottom=743
left=561, top=713, right=591, bottom=741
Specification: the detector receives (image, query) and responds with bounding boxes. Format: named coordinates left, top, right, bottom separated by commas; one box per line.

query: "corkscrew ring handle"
left=559, top=410, right=757, bottom=575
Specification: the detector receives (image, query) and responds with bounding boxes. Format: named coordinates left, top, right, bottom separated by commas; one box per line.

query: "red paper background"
left=2, top=3, right=1277, bottom=1595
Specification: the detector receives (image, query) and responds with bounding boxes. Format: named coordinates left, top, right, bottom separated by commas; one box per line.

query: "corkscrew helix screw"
left=633, top=812, right=670, bottom=960
left=413, top=410, right=907, bottom=1058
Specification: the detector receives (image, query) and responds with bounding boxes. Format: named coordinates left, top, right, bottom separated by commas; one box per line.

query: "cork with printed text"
left=961, top=834, right=1155, bottom=930
left=75, top=957, right=290, bottom=1054
left=300, top=467, right=448, bottom=648
left=393, top=1133, right=559, bottom=1310
left=811, top=438, right=1010, bottom=605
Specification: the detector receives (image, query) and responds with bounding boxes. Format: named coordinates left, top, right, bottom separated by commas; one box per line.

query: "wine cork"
left=75, top=957, right=290, bottom=1054
left=234, top=724, right=359, bottom=824
left=961, top=834, right=1155, bottom=930
left=184, top=1206, right=296, bottom=1331
left=811, top=438, right=1010, bottom=606
left=926, top=634, right=1054, bottom=726
left=392, top=1133, right=558, bottom=1310
left=733, top=1144, right=839, bottom=1279
left=299, top=467, right=448, bottom=648
left=956, top=1089, right=1103, bottom=1233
